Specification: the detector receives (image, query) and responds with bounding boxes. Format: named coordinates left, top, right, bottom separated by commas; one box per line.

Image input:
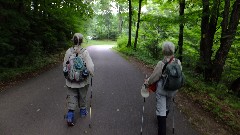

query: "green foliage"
left=142, top=40, right=162, bottom=59
left=116, top=0, right=240, bottom=127
left=0, top=0, right=93, bottom=69
left=116, top=46, right=158, bottom=66
left=0, top=52, right=61, bottom=82
left=183, top=70, right=240, bottom=134
left=117, top=34, right=129, bottom=48
left=87, top=0, right=119, bottom=40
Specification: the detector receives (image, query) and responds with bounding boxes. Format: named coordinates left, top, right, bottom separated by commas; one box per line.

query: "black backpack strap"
left=162, top=61, right=169, bottom=74
left=162, top=57, right=174, bottom=73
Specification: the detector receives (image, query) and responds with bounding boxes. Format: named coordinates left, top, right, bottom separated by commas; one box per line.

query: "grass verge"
left=0, top=52, right=65, bottom=91
left=83, top=39, right=117, bottom=47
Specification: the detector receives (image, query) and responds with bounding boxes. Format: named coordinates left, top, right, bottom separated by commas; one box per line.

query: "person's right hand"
left=144, top=78, right=149, bottom=88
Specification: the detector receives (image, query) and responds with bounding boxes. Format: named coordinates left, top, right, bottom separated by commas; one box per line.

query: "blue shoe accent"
left=80, top=108, right=88, bottom=117
left=66, top=111, right=74, bottom=126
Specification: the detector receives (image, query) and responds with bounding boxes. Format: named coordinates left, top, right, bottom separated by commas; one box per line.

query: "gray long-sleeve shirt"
left=148, top=56, right=182, bottom=85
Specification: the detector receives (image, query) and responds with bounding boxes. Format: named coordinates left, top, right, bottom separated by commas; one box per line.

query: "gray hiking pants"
left=66, top=85, right=89, bottom=110
left=156, top=79, right=177, bottom=116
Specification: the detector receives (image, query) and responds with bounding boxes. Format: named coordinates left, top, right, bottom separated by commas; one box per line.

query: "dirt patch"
left=127, top=56, right=232, bottom=135
left=175, top=93, right=231, bottom=135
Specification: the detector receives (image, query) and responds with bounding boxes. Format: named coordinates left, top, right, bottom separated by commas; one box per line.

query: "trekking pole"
left=89, top=78, right=93, bottom=128
left=172, top=98, right=175, bottom=134
left=64, top=99, right=67, bottom=119
left=140, top=97, right=145, bottom=135
left=64, top=86, right=68, bottom=119
left=140, top=74, right=148, bottom=135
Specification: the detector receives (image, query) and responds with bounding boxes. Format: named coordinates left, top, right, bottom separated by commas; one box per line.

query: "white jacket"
left=63, top=45, right=94, bottom=88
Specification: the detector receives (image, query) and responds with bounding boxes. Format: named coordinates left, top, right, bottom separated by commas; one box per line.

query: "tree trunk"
left=118, top=4, right=123, bottom=34
left=42, top=0, right=47, bottom=19
left=211, top=0, right=240, bottom=82
left=203, top=0, right=221, bottom=80
left=107, top=13, right=110, bottom=39
left=18, top=0, right=24, bottom=14
left=198, top=0, right=240, bottom=82
left=33, top=0, right=38, bottom=15
left=197, top=0, right=210, bottom=74
left=127, top=0, right=132, bottom=47
left=133, top=0, right=143, bottom=50
left=178, top=0, right=185, bottom=62
left=197, top=0, right=220, bottom=81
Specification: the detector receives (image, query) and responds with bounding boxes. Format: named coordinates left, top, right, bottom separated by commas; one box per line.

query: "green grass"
left=82, top=39, right=117, bottom=47
left=113, top=46, right=159, bottom=66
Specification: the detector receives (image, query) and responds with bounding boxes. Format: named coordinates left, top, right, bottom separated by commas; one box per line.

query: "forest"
left=0, top=0, right=239, bottom=134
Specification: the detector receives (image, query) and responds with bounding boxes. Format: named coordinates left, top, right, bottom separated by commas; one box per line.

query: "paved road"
left=0, top=45, right=199, bottom=135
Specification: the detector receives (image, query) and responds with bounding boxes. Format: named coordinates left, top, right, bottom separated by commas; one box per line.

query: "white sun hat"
left=141, top=84, right=149, bottom=98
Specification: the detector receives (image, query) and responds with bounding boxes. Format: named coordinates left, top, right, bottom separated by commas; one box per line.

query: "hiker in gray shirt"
left=145, top=41, right=182, bottom=135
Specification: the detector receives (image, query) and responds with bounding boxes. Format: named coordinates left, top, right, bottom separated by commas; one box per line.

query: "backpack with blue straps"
left=64, top=47, right=89, bottom=82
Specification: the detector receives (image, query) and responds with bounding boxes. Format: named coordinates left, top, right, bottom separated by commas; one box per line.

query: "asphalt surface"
left=0, top=45, right=199, bottom=135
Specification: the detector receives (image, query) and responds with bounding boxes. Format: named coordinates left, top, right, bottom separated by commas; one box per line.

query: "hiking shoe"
left=66, top=111, right=74, bottom=126
left=80, top=108, right=88, bottom=117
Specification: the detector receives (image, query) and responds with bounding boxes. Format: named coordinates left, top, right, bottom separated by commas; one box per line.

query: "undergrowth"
left=184, top=70, right=240, bottom=134
left=0, top=40, right=113, bottom=83
left=0, top=52, right=64, bottom=83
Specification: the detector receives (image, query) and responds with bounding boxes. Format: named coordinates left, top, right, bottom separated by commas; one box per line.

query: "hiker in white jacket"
left=63, top=33, right=94, bottom=126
